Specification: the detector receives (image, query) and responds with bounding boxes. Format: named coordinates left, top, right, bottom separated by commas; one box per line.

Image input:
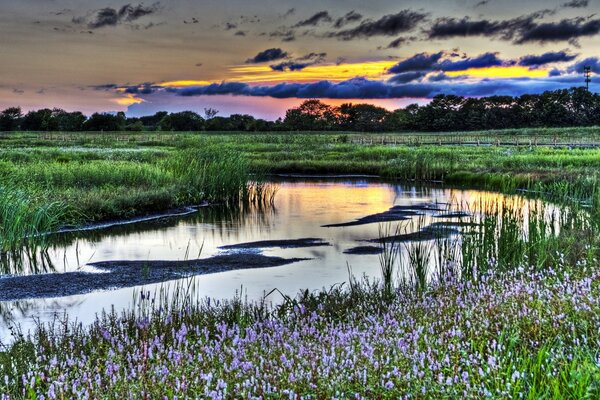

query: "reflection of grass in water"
left=377, top=194, right=598, bottom=293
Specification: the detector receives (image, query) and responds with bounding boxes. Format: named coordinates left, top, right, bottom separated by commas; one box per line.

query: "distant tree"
left=0, top=107, right=23, bottom=131
left=159, top=111, right=205, bottom=131
left=83, top=112, right=126, bottom=131
left=54, top=110, right=86, bottom=131
left=20, top=108, right=56, bottom=131
left=284, top=100, right=338, bottom=131
left=338, top=103, right=391, bottom=132
left=125, top=120, right=144, bottom=131
left=139, top=111, right=168, bottom=130
left=203, top=108, right=219, bottom=120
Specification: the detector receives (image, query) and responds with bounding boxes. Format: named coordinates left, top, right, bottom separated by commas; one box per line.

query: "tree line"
left=1, top=87, right=598, bottom=132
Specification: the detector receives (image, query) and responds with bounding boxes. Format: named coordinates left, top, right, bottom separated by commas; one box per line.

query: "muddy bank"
left=323, top=203, right=443, bottom=228
left=433, top=211, right=471, bottom=219
left=56, top=204, right=208, bottom=234
left=343, top=246, right=383, bottom=255
left=219, top=238, right=330, bottom=250
left=0, top=254, right=307, bottom=301
left=369, top=225, right=460, bottom=244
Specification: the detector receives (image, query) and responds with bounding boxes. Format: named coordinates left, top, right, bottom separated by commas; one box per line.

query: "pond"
left=0, top=178, right=546, bottom=342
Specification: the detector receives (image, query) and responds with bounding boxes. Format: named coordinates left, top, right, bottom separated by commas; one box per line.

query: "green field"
left=1, top=129, right=599, bottom=226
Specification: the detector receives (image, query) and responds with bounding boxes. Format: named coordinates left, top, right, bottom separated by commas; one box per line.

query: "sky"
left=1, top=0, right=599, bottom=119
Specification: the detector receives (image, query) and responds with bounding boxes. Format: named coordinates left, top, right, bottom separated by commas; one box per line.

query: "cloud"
left=330, top=10, right=428, bottom=40
left=383, top=36, right=417, bottom=49
left=167, top=77, right=435, bottom=99
left=268, top=28, right=295, bottom=42
left=388, top=52, right=445, bottom=74
left=515, top=18, right=600, bottom=45
left=76, top=2, right=161, bottom=29
left=562, top=0, right=588, bottom=8
left=224, top=22, right=237, bottom=30
left=334, top=11, right=363, bottom=28
left=123, top=82, right=161, bottom=94
left=474, top=1, right=488, bottom=7
left=297, top=52, right=327, bottom=61
left=518, top=51, right=577, bottom=66
left=281, top=8, right=295, bottom=18
left=270, top=52, right=326, bottom=71
left=156, top=75, right=592, bottom=100
left=436, top=52, right=506, bottom=71
left=427, top=11, right=600, bottom=45
left=246, top=48, right=289, bottom=63
left=388, top=71, right=427, bottom=84
left=294, top=11, right=332, bottom=27
left=568, top=57, right=600, bottom=74
left=270, top=62, right=312, bottom=71
left=234, top=31, right=246, bottom=36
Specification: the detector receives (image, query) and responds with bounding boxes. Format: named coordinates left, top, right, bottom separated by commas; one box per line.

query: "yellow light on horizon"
left=113, top=93, right=143, bottom=106
left=445, top=66, right=548, bottom=79
left=158, top=80, right=213, bottom=87
left=228, top=61, right=397, bottom=83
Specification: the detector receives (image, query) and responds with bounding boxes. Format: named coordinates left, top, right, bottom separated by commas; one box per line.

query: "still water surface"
left=0, top=178, right=532, bottom=342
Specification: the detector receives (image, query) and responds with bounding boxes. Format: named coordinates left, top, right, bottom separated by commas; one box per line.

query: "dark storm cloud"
left=269, top=61, right=312, bottom=71
left=333, top=11, right=363, bottom=28
left=87, top=8, right=119, bottom=28
left=427, top=10, right=600, bottom=45
left=330, top=10, right=429, bottom=40
left=383, top=36, right=417, bottom=49
left=77, top=2, right=161, bottom=29
left=168, top=77, right=435, bottom=98
left=518, top=51, right=577, bottom=66
left=270, top=52, right=326, bottom=71
left=387, top=71, right=427, bottom=84
left=437, top=52, right=506, bottom=71
left=297, top=52, right=327, bottom=61
left=155, top=75, right=590, bottom=99
left=562, top=0, right=588, bottom=8
left=246, top=48, right=289, bottom=63
left=90, top=84, right=119, bottom=90
left=568, top=57, right=600, bottom=73
left=294, top=11, right=332, bottom=27
left=268, top=28, right=296, bottom=42
left=387, top=52, right=445, bottom=74
left=123, top=82, right=161, bottom=94
left=118, top=3, right=159, bottom=22
left=515, top=18, right=600, bottom=44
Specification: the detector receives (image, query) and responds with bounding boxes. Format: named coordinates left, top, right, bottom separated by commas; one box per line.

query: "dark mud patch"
left=343, top=246, right=383, bottom=255
left=0, top=254, right=307, bottom=301
left=323, top=203, right=443, bottom=228
left=219, top=238, right=329, bottom=250
left=428, top=221, right=480, bottom=229
left=433, top=211, right=471, bottom=219
left=56, top=204, right=208, bottom=234
left=368, top=225, right=460, bottom=244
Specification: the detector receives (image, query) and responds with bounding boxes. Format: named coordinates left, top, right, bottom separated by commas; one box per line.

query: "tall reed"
left=0, top=186, right=67, bottom=254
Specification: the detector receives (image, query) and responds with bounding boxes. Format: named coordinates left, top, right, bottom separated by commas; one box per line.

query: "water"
left=0, top=178, right=539, bottom=342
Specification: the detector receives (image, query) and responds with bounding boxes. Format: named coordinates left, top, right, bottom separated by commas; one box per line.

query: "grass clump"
left=0, top=186, right=68, bottom=253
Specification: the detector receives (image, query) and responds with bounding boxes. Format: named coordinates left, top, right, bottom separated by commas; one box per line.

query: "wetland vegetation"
left=0, top=129, right=599, bottom=398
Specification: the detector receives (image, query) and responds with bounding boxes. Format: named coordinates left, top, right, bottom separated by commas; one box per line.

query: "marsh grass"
left=377, top=224, right=399, bottom=298
left=0, top=186, right=68, bottom=254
